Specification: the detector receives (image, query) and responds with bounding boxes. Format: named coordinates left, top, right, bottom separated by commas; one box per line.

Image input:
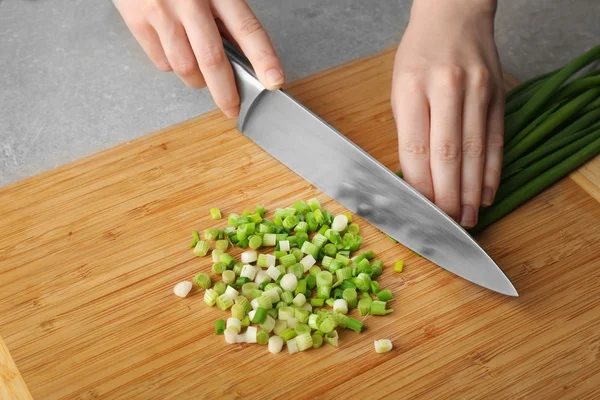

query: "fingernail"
left=265, top=68, right=284, bottom=88
left=481, top=187, right=495, bottom=207
left=460, top=205, right=476, bottom=228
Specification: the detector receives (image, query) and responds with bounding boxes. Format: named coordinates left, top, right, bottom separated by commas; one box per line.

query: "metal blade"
left=224, top=43, right=517, bottom=297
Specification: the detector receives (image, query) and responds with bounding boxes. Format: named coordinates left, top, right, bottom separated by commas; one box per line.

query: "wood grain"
left=1, top=46, right=599, bottom=400
left=0, top=335, right=32, bottom=400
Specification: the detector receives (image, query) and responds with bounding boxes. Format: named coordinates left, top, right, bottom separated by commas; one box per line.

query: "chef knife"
left=223, top=42, right=517, bottom=297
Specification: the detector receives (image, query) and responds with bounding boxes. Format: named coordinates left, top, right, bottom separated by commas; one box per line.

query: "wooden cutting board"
left=1, top=47, right=599, bottom=400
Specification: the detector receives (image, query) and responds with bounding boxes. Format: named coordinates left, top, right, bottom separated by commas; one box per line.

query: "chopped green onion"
left=358, top=296, right=372, bottom=316
left=394, top=260, right=404, bottom=273
left=292, top=200, right=309, bottom=213
left=193, top=241, right=210, bottom=257
left=216, top=294, right=234, bottom=310
left=343, top=288, right=358, bottom=308
left=335, top=253, right=351, bottom=266
left=333, top=288, right=344, bottom=299
left=268, top=335, right=284, bottom=353
left=374, top=339, right=393, bottom=353
left=222, top=270, right=236, bottom=285
left=262, top=233, right=276, bottom=247
left=234, top=295, right=252, bottom=313
left=231, top=303, right=245, bottom=320
left=312, top=332, right=324, bottom=349
left=278, top=253, right=296, bottom=267
left=288, top=264, right=304, bottom=279
left=318, top=224, right=330, bottom=236
left=319, top=317, right=336, bottom=333
left=192, top=272, right=212, bottom=289
left=294, top=221, right=308, bottom=234
left=204, top=288, right=218, bottom=307
left=219, top=253, right=236, bottom=268
left=376, top=288, right=394, bottom=302
left=325, top=297, right=335, bottom=307
left=336, top=267, right=353, bottom=282
left=173, top=281, right=193, bottom=298
left=370, top=281, right=380, bottom=294
left=259, top=223, right=274, bottom=234
left=215, top=239, right=228, bottom=251
left=346, top=318, right=364, bottom=333
left=293, top=293, right=307, bottom=308
left=212, top=261, right=227, bottom=274
left=294, top=279, right=307, bottom=297
left=257, top=295, right=273, bottom=310
left=263, top=288, right=281, bottom=303
left=323, top=243, right=337, bottom=258
left=310, top=298, right=324, bottom=307
left=307, top=198, right=321, bottom=211
left=278, top=240, right=291, bottom=252
left=227, top=213, right=240, bottom=227
left=240, top=264, right=258, bottom=280
left=209, top=207, right=222, bottom=220
left=305, top=273, right=317, bottom=290
left=241, top=315, right=250, bottom=327
left=250, top=289, right=263, bottom=300
left=237, top=238, right=249, bottom=248
left=213, top=281, right=227, bottom=295
left=288, top=248, right=302, bottom=263
left=215, top=319, right=226, bottom=335
left=330, top=312, right=349, bottom=328
left=317, top=285, right=332, bottom=300
left=332, top=214, right=348, bottom=232
left=224, top=327, right=237, bottom=344
left=241, top=282, right=256, bottom=298
left=261, top=315, right=276, bottom=333
left=281, top=291, right=294, bottom=305
left=266, top=307, right=278, bottom=319
left=370, top=300, right=393, bottom=315
left=279, top=306, right=295, bottom=320
left=226, top=317, right=242, bottom=333
left=321, top=256, right=334, bottom=269
left=355, top=273, right=372, bottom=292
left=295, top=232, right=309, bottom=248
left=273, top=320, right=287, bottom=335
left=248, top=235, right=262, bottom=249
left=295, top=332, right=313, bottom=351
left=371, top=260, right=383, bottom=277
left=283, top=215, right=299, bottom=230
left=190, top=231, right=200, bottom=248
left=329, top=259, right=343, bottom=273
left=333, top=299, right=348, bottom=314
left=252, top=307, right=267, bottom=324
left=313, top=209, right=324, bottom=224
left=250, top=213, right=263, bottom=224
left=256, top=329, right=269, bottom=345
left=204, top=228, right=220, bottom=241
left=300, top=241, right=320, bottom=259
left=279, top=328, right=297, bottom=342
left=347, top=223, right=360, bottom=235
left=325, top=330, right=339, bottom=347
left=254, top=204, right=267, bottom=217
left=305, top=212, right=318, bottom=232
left=294, top=308, right=310, bottom=324
left=341, top=280, right=357, bottom=290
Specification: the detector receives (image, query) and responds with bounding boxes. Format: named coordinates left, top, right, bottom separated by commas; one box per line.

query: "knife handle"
left=223, top=40, right=267, bottom=131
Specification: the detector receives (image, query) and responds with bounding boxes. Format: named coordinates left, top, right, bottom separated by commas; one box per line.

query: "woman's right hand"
left=113, top=0, right=285, bottom=118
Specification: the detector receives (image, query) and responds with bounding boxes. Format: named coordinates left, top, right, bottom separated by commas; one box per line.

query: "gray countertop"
left=1, top=0, right=599, bottom=187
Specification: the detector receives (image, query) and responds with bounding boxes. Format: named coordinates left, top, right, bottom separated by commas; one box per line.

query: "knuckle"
left=398, top=69, right=425, bottom=94
left=172, top=61, right=198, bottom=77
left=239, top=17, right=264, bottom=36
left=462, top=137, right=485, bottom=158
left=143, top=0, right=166, bottom=18
left=435, top=65, right=466, bottom=89
left=400, top=140, right=429, bottom=160
left=217, top=95, right=240, bottom=112
left=434, top=140, right=461, bottom=162
left=470, top=67, right=491, bottom=90
left=485, top=166, right=502, bottom=180
left=487, top=133, right=505, bottom=150
left=197, top=44, right=226, bottom=68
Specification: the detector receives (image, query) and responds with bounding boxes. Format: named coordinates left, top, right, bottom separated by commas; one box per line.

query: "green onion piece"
left=276, top=301, right=286, bottom=310
left=261, top=315, right=277, bottom=333
left=295, top=232, right=309, bottom=249
left=347, top=223, right=360, bottom=235
left=312, top=332, right=324, bottom=349
left=204, top=228, right=219, bottom=241
left=323, top=243, right=337, bottom=258
left=288, top=264, right=304, bottom=279
left=192, top=272, right=212, bottom=289
left=312, top=233, right=328, bottom=249
left=212, top=262, right=227, bottom=274
left=328, top=230, right=341, bottom=245
left=227, top=213, right=240, bottom=227
left=276, top=265, right=287, bottom=276
left=325, top=331, right=339, bottom=347
left=319, top=317, right=336, bottom=333
left=333, top=299, right=348, bottom=314
left=336, top=267, right=353, bottom=282
left=346, top=318, right=363, bottom=333
left=213, top=282, right=227, bottom=296
left=295, top=332, right=313, bottom=351
left=281, top=291, right=294, bottom=305
left=324, top=297, right=335, bottom=307
left=219, top=253, right=236, bottom=268
left=234, top=295, right=252, bottom=313
left=288, top=248, right=303, bottom=263
left=279, top=328, right=297, bottom=342
left=371, top=260, right=383, bottom=277
left=215, top=319, right=226, bottom=335
left=279, top=306, right=295, bottom=320
left=210, top=207, right=222, bottom=220
left=231, top=304, right=245, bottom=320
left=376, top=288, right=394, bottom=302
left=358, top=296, right=372, bottom=316
left=253, top=204, right=266, bottom=217
left=370, top=281, right=380, bottom=294
left=249, top=213, right=263, bottom=224
left=307, top=198, right=321, bottom=211
left=310, top=298, right=324, bottom=307
left=292, top=278, right=306, bottom=296
left=267, top=308, right=278, bottom=320
left=237, top=238, right=249, bottom=249
left=294, top=221, right=308, bottom=233
left=262, top=233, right=276, bottom=247
left=322, top=210, right=333, bottom=225
left=204, top=289, right=218, bottom=307
left=333, top=288, right=344, bottom=299
left=309, top=265, right=321, bottom=276
left=354, top=253, right=367, bottom=264
left=256, top=329, right=269, bottom=345
left=294, top=308, right=310, bottom=324
left=190, top=231, right=200, bottom=248
left=273, top=215, right=283, bottom=227
left=259, top=223, right=274, bottom=234
left=305, top=212, right=318, bottom=232
left=330, top=312, right=348, bottom=328
left=335, top=253, right=351, bottom=266
left=215, top=239, right=228, bottom=251
left=349, top=235, right=364, bottom=252
left=322, top=256, right=334, bottom=269
left=308, top=314, right=320, bottom=330
left=248, top=235, right=262, bottom=250
left=216, top=294, right=234, bottom=310
left=193, top=241, right=210, bottom=257
left=241, top=315, right=250, bottom=327
left=222, top=270, right=236, bottom=285
left=343, top=288, right=358, bottom=308
left=257, top=295, right=273, bottom=310
left=292, top=200, right=309, bottom=213
left=316, top=271, right=333, bottom=287
left=355, top=273, right=372, bottom=292
left=263, top=288, right=281, bottom=303
left=361, top=250, right=375, bottom=260
left=264, top=283, right=281, bottom=293
left=305, top=273, right=317, bottom=290
left=370, top=300, right=393, bottom=315
left=313, top=209, right=324, bottom=224
left=251, top=289, right=263, bottom=300
left=341, top=280, right=357, bottom=290
left=241, top=209, right=251, bottom=217
left=394, top=260, right=404, bottom=273
left=301, top=241, right=320, bottom=259
left=275, top=233, right=288, bottom=242
left=329, top=259, right=343, bottom=274
left=255, top=254, right=267, bottom=268
left=239, top=283, right=255, bottom=298
left=318, top=224, right=330, bottom=236
left=280, top=254, right=297, bottom=267
left=252, top=307, right=268, bottom=324
left=283, top=215, right=299, bottom=230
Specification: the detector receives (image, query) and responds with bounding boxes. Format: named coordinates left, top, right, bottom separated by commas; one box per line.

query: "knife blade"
left=224, top=42, right=517, bottom=297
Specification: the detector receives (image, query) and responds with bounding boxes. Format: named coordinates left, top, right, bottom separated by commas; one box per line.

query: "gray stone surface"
left=1, top=0, right=599, bottom=187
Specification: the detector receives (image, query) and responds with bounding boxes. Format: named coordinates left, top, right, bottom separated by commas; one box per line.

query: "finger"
left=392, top=73, right=434, bottom=201
left=148, top=7, right=206, bottom=88
left=212, top=0, right=285, bottom=90
left=428, top=68, right=464, bottom=220
left=179, top=1, right=240, bottom=117
left=482, top=86, right=505, bottom=207
left=121, top=17, right=172, bottom=72
left=460, top=69, right=492, bottom=228
left=215, top=18, right=241, bottom=51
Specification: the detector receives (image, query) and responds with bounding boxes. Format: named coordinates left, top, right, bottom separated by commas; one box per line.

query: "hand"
left=113, top=0, right=285, bottom=118
left=391, top=0, right=504, bottom=228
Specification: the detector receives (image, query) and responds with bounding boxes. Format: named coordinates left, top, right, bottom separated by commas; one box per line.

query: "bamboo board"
left=1, top=47, right=599, bottom=399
